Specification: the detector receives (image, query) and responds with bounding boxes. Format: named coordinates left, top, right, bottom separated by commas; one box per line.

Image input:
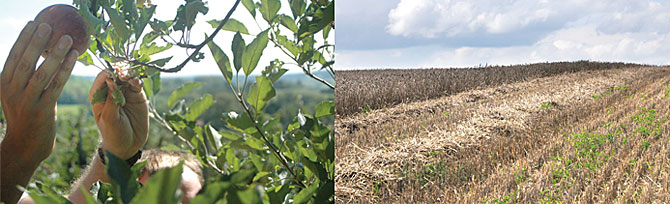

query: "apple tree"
left=26, top=0, right=334, bottom=203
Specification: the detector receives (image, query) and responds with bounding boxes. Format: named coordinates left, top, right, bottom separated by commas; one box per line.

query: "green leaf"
left=264, top=67, right=288, bottom=83
left=323, top=20, right=332, bottom=39
left=276, top=35, right=299, bottom=56
left=267, top=185, right=290, bottom=204
left=245, top=136, right=267, bottom=150
left=303, top=157, right=328, bottom=182
left=260, top=0, right=281, bottom=23
left=168, top=82, right=203, bottom=108
left=91, top=86, right=108, bottom=105
left=103, top=4, right=131, bottom=41
left=77, top=0, right=103, bottom=35
left=232, top=32, right=246, bottom=73
left=207, top=18, right=249, bottom=35
left=140, top=42, right=173, bottom=56
left=27, top=187, right=72, bottom=204
left=249, top=153, right=264, bottom=171
left=228, top=186, right=261, bottom=204
left=77, top=51, right=94, bottom=66
left=231, top=169, right=256, bottom=184
left=185, top=1, right=207, bottom=29
left=185, top=94, right=215, bottom=121
left=223, top=111, right=257, bottom=134
left=188, top=182, right=230, bottom=204
left=278, top=14, right=298, bottom=32
left=253, top=171, right=272, bottom=182
left=207, top=39, right=233, bottom=83
left=130, top=162, right=184, bottom=204
left=135, top=5, right=156, bottom=41
left=315, top=101, right=334, bottom=118
left=242, top=29, right=270, bottom=75
left=122, top=0, right=139, bottom=23
left=293, top=182, right=319, bottom=204
left=314, top=181, right=334, bottom=203
left=289, top=0, right=306, bottom=19
left=142, top=73, right=161, bottom=99
left=105, top=151, right=139, bottom=204
left=226, top=148, right=241, bottom=171
left=221, top=129, right=241, bottom=140
left=96, top=182, right=112, bottom=203
left=112, top=87, right=126, bottom=106
left=298, top=2, right=333, bottom=40
left=241, top=0, right=256, bottom=17
left=149, top=57, right=173, bottom=66
left=247, top=75, right=276, bottom=113
left=205, top=125, right=223, bottom=151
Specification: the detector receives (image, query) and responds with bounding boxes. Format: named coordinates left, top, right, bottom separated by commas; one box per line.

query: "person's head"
left=137, top=149, right=203, bottom=203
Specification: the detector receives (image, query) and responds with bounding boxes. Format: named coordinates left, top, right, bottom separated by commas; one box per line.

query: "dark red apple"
left=34, top=4, right=89, bottom=56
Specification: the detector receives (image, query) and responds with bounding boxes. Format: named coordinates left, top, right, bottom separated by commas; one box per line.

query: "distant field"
left=336, top=64, right=670, bottom=203
left=56, top=104, right=88, bottom=116
left=335, top=61, right=647, bottom=116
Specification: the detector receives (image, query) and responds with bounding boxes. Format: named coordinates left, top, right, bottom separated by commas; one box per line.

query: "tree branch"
left=226, top=81, right=307, bottom=189
left=129, top=0, right=242, bottom=73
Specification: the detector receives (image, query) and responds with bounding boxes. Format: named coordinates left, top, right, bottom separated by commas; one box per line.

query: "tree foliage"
left=25, top=0, right=335, bottom=203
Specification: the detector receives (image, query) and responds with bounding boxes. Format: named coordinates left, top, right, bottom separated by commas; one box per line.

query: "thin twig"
left=125, top=0, right=242, bottom=73
left=148, top=104, right=195, bottom=150
left=268, top=32, right=334, bottom=89
left=226, top=81, right=307, bottom=189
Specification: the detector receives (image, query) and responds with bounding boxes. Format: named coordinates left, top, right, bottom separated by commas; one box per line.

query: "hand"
left=89, top=71, right=148, bottom=159
left=1, top=21, right=78, bottom=162
left=1, top=21, right=79, bottom=204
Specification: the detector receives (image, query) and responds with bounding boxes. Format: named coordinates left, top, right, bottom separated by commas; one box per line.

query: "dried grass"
left=335, top=61, right=646, bottom=116
left=335, top=65, right=670, bottom=203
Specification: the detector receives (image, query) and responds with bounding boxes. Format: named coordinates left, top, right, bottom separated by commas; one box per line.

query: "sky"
left=336, top=0, right=670, bottom=70
left=0, top=0, right=305, bottom=77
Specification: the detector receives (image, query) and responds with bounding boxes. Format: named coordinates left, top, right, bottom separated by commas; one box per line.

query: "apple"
left=34, top=4, right=89, bottom=56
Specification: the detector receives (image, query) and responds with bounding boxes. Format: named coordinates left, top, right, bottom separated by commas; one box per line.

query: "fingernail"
left=37, top=23, right=50, bottom=38
left=57, top=35, right=72, bottom=50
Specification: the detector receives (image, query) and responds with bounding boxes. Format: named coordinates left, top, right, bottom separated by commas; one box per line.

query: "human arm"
left=66, top=71, right=148, bottom=203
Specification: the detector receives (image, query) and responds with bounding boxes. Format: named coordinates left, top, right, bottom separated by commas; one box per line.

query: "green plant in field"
left=613, top=86, right=628, bottom=91
left=540, top=103, right=554, bottom=110
left=486, top=190, right=517, bottom=204
left=514, top=167, right=528, bottom=185
left=372, top=180, right=382, bottom=196
left=27, top=0, right=335, bottom=203
left=363, top=104, right=372, bottom=114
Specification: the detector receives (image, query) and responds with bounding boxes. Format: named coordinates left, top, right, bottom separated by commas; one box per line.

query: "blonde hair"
left=138, top=149, right=204, bottom=185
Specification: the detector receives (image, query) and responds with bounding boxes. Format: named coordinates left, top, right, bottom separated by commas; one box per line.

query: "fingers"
left=123, top=78, right=146, bottom=104
left=41, top=49, right=78, bottom=104
left=2, top=21, right=37, bottom=86
left=12, top=23, right=51, bottom=90
left=25, top=35, right=73, bottom=102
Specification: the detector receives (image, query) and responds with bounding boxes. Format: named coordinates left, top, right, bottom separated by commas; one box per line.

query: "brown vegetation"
left=335, top=61, right=645, bottom=116
left=335, top=64, right=670, bottom=203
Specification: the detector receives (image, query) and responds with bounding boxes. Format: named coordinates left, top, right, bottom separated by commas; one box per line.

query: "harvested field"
left=335, top=61, right=644, bottom=116
left=335, top=65, right=670, bottom=203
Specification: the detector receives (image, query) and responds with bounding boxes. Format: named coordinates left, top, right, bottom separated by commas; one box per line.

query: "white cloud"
left=423, top=25, right=670, bottom=67
left=325, top=0, right=670, bottom=69
left=385, top=0, right=670, bottom=39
